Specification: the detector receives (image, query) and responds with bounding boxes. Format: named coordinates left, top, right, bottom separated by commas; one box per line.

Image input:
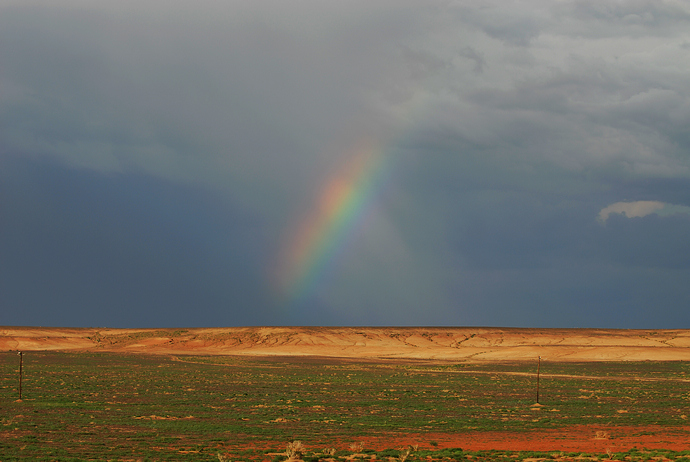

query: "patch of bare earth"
left=344, top=426, right=690, bottom=452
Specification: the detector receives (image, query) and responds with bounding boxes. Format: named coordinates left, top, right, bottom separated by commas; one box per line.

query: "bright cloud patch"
left=599, top=201, right=690, bottom=223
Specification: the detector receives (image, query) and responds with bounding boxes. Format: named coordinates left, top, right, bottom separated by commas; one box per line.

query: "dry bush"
left=322, top=448, right=336, bottom=456
left=217, top=453, right=231, bottom=462
left=286, top=440, right=305, bottom=460
left=395, top=445, right=418, bottom=462
left=349, top=442, right=365, bottom=452
left=594, top=431, right=610, bottom=440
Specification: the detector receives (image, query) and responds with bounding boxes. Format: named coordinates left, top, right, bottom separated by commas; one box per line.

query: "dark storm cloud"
left=0, top=155, right=275, bottom=327
left=2, top=0, right=690, bottom=327
left=596, top=213, right=690, bottom=269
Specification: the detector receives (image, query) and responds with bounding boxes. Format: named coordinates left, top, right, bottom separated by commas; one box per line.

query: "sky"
left=2, top=0, right=690, bottom=328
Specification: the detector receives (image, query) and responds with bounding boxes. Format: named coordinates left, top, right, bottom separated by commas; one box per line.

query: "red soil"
left=351, top=425, right=690, bottom=453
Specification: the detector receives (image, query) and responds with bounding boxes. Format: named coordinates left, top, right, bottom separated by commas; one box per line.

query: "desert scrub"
left=4, top=352, right=690, bottom=459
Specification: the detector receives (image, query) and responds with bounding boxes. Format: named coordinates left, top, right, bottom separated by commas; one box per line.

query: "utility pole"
left=536, top=356, right=541, bottom=404
left=17, top=351, right=23, bottom=400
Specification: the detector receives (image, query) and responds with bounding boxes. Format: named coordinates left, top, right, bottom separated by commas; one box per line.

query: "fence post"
left=536, top=355, right=541, bottom=404
left=18, top=351, right=23, bottom=400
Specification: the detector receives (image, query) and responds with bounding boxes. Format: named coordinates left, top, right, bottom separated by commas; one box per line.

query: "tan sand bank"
left=3, top=326, right=690, bottom=361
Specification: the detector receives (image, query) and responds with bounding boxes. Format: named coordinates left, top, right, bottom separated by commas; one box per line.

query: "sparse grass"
left=3, top=352, right=690, bottom=460
left=251, top=447, right=690, bottom=461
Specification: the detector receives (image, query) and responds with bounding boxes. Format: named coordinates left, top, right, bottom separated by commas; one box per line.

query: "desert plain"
left=4, top=326, right=690, bottom=461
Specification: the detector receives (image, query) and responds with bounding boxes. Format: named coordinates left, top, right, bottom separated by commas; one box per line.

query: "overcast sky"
left=2, top=0, right=690, bottom=328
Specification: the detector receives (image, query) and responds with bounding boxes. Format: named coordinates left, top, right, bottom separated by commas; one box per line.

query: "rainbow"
left=272, top=138, right=390, bottom=304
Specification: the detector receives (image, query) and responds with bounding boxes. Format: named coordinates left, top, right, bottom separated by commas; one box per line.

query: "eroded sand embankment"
left=2, top=326, right=690, bottom=361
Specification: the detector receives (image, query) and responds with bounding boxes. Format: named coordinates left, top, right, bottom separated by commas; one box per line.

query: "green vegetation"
left=2, top=352, right=690, bottom=460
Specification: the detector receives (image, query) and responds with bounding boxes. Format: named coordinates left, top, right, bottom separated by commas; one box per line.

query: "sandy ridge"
left=2, top=326, right=690, bottom=361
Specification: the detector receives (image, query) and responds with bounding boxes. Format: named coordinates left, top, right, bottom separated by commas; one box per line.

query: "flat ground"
left=3, top=328, right=690, bottom=460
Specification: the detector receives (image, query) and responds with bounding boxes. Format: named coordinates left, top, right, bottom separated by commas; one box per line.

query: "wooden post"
left=18, top=351, right=23, bottom=400
left=536, top=356, right=541, bottom=404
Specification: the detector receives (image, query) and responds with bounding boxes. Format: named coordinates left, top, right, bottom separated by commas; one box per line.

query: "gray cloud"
left=560, top=0, right=690, bottom=37
left=2, top=0, right=690, bottom=327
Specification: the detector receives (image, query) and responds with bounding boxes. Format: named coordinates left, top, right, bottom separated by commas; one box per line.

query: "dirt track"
left=3, top=326, right=690, bottom=361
